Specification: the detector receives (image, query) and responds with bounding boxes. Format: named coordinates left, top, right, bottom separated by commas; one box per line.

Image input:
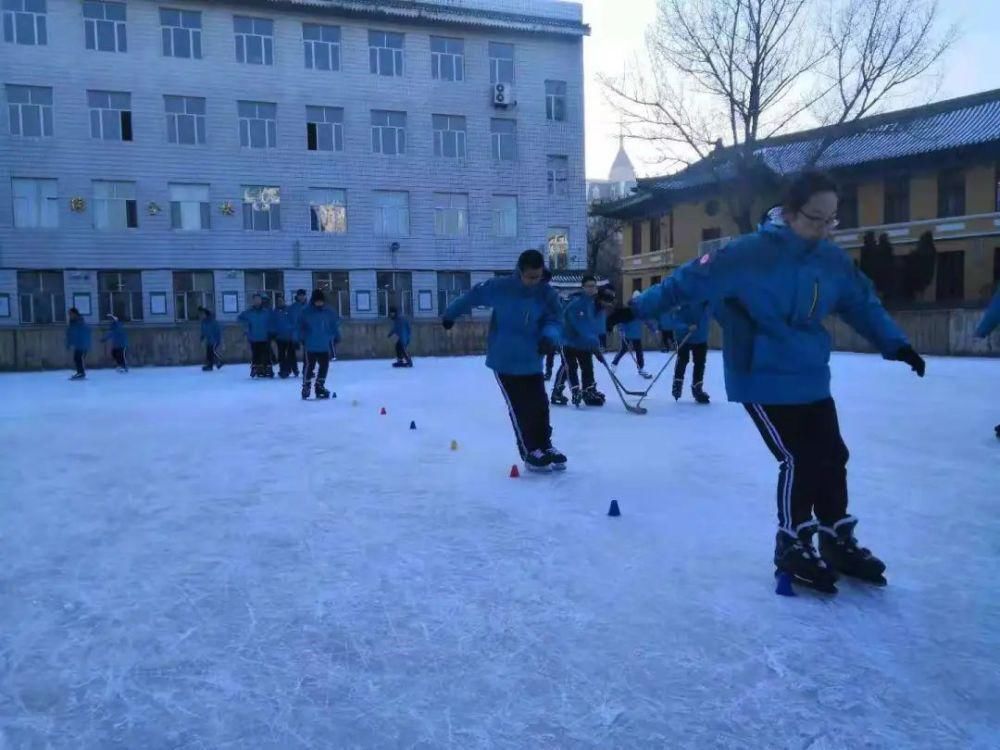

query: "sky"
left=580, top=0, right=1000, bottom=179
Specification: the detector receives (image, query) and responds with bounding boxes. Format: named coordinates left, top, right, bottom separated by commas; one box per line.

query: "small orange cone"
left=380, top=407, right=387, bottom=415
left=509, top=464, right=520, bottom=478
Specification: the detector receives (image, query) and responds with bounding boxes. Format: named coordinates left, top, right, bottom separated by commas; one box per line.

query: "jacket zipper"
left=808, top=279, right=819, bottom=319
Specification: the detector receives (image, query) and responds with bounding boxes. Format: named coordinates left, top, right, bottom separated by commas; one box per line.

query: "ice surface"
left=1, top=352, right=998, bottom=749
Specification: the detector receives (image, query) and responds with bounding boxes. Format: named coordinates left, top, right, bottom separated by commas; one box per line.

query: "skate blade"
left=524, top=463, right=552, bottom=474
left=775, top=569, right=838, bottom=594
left=549, top=462, right=567, bottom=472
left=839, top=572, right=888, bottom=587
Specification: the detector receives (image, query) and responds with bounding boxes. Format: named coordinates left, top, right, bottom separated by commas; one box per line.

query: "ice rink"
left=1, top=351, right=997, bottom=749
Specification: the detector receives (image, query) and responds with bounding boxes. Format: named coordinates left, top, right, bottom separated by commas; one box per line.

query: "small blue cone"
left=332, top=392, right=337, bottom=398
left=607, top=500, right=621, bottom=517
left=409, top=420, right=417, bottom=430
left=775, top=573, right=796, bottom=597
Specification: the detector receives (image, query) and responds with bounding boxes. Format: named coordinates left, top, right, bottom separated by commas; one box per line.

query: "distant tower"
left=608, top=128, right=636, bottom=184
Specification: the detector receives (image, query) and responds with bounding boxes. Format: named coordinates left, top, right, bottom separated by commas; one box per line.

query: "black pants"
left=204, top=344, right=223, bottom=368
left=661, top=330, right=675, bottom=351
left=745, top=398, right=850, bottom=532
left=304, top=351, right=330, bottom=385
left=73, top=350, right=86, bottom=376
left=111, top=347, right=127, bottom=370
left=612, top=338, right=644, bottom=368
left=675, top=342, right=707, bottom=385
left=553, top=347, right=595, bottom=392
left=544, top=350, right=556, bottom=375
left=394, top=340, right=412, bottom=365
left=276, top=339, right=296, bottom=375
left=250, top=341, right=272, bottom=376
left=495, top=373, right=552, bottom=459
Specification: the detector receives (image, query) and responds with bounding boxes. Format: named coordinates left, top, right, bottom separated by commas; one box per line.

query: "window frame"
left=303, top=22, right=341, bottom=71
left=159, top=7, right=201, bottom=59
left=306, top=105, right=344, bottom=152
left=12, top=176, right=59, bottom=229
left=430, top=35, right=464, bottom=81
left=233, top=15, right=274, bottom=66
left=172, top=269, right=214, bottom=321
left=546, top=155, right=569, bottom=196
left=433, top=192, right=469, bottom=238
left=164, top=94, right=206, bottom=145
left=237, top=100, right=277, bottom=149
left=6, top=83, right=53, bottom=137
left=368, top=29, right=404, bottom=77
left=2, top=0, right=48, bottom=46
left=169, top=182, right=210, bottom=231
left=83, top=0, right=126, bottom=53
left=432, top=114, right=466, bottom=159
left=370, top=109, right=406, bottom=156
left=373, top=190, right=409, bottom=237
left=97, top=270, right=143, bottom=321
left=92, top=180, right=137, bottom=230
left=488, top=41, right=514, bottom=83
left=491, top=194, right=518, bottom=238
left=545, top=80, right=567, bottom=122
left=17, top=269, right=65, bottom=324
left=241, top=185, right=281, bottom=231
left=87, top=89, right=132, bottom=142
left=308, top=187, right=347, bottom=233
left=490, top=118, right=516, bottom=162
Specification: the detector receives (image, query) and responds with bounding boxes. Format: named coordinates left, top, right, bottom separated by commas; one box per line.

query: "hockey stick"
left=635, top=329, right=695, bottom=409
left=596, top=352, right=648, bottom=396
left=596, top=355, right=647, bottom=415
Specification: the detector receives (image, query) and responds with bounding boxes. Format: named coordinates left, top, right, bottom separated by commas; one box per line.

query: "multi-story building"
left=0, top=0, right=588, bottom=329
left=595, top=89, right=1000, bottom=304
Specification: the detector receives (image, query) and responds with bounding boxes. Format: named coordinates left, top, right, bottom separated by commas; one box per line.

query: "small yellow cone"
left=450, top=440, right=459, bottom=451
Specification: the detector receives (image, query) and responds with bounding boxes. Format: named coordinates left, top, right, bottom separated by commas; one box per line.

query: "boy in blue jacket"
left=65, top=307, right=91, bottom=380
left=443, top=249, right=566, bottom=472
left=298, top=288, right=341, bottom=399
left=552, top=281, right=615, bottom=407
left=621, top=171, right=925, bottom=592
left=974, top=288, right=1000, bottom=439
left=611, top=300, right=652, bottom=378
left=669, top=303, right=710, bottom=403
left=271, top=293, right=297, bottom=378
left=388, top=307, right=413, bottom=367
left=238, top=293, right=274, bottom=378
left=101, top=314, right=129, bottom=373
left=287, top=289, right=308, bottom=376
left=198, top=306, right=223, bottom=371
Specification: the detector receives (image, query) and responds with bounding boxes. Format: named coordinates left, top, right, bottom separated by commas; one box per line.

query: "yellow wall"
left=858, top=180, right=883, bottom=226
left=910, top=172, right=937, bottom=222
left=966, top=165, right=996, bottom=214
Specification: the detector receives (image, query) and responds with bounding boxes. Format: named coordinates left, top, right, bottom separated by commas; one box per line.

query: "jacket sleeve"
left=332, top=312, right=342, bottom=344
left=444, top=279, right=496, bottom=320
left=835, top=264, right=909, bottom=357
left=632, top=246, right=736, bottom=321
left=974, top=290, right=1000, bottom=338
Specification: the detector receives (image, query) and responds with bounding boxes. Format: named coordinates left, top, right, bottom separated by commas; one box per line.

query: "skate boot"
left=591, top=387, right=607, bottom=404
left=692, top=382, right=710, bottom=404
left=301, top=378, right=311, bottom=400
left=672, top=378, right=683, bottom=401
left=638, top=368, right=653, bottom=380
left=265, top=366, right=275, bottom=379
left=544, top=368, right=552, bottom=381
left=392, top=360, right=406, bottom=368
left=818, top=516, right=886, bottom=585
left=70, top=372, right=86, bottom=381
left=570, top=387, right=583, bottom=407
left=314, top=380, right=331, bottom=400
left=550, top=389, right=569, bottom=406
left=545, top=446, right=567, bottom=471
left=774, top=522, right=838, bottom=594
left=994, top=423, right=1000, bottom=440
left=202, top=364, right=213, bottom=372
left=524, top=449, right=551, bottom=473
left=582, top=386, right=604, bottom=407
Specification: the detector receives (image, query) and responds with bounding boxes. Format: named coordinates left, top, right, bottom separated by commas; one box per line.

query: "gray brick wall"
left=0, top=0, right=586, bottom=326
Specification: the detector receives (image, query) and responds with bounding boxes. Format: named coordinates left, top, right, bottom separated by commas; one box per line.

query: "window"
left=937, top=168, right=966, bottom=218
left=313, top=271, right=350, bottom=317
left=164, top=95, right=205, bottom=145
left=546, top=155, right=568, bottom=196
left=93, top=180, right=137, bottom=229
left=650, top=218, right=661, bottom=251
left=238, top=100, right=276, bottom=149
left=242, top=186, right=280, bottom=231
left=491, top=118, right=516, bottom=161
left=160, top=8, right=200, bottom=59
left=12, top=177, right=57, bottom=228
left=306, top=105, right=343, bottom=152
left=376, top=271, right=412, bottom=317
left=17, top=270, right=63, bottom=323
left=309, top=188, right=347, bottom=233
left=935, top=251, right=964, bottom=302
left=545, top=80, right=566, bottom=121
left=88, top=90, right=132, bottom=141
left=650, top=275, right=662, bottom=286
left=6, top=84, right=52, bottom=137
left=234, top=15, right=273, bottom=65
left=437, top=271, right=470, bottom=312
left=884, top=175, right=910, bottom=224
left=632, top=278, right=643, bottom=296
left=245, top=270, right=284, bottom=304
left=303, top=23, right=340, bottom=71
left=369, top=30, right=403, bottom=76
left=3, top=0, right=46, bottom=46
left=489, top=42, right=514, bottom=83
left=631, top=222, right=642, bottom=255
left=173, top=270, right=213, bottom=321
left=492, top=195, right=517, bottom=237
left=838, top=184, right=859, bottom=229
left=430, top=36, right=463, bottom=81
left=547, top=227, right=569, bottom=270
left=371, top=109, right=406, bottom=155
left=434, top=193, right=468, bottom=237
left=374, top=191, right=409, bottom=236
left=432, top=114, right=466, bottom=159
left=169, top=183, right=209, bottom=230
left=701, top=227, right=722, bottom=241
left=84, top=0, right=126, bottom=52
left=98, top=271, right=142, bottom=321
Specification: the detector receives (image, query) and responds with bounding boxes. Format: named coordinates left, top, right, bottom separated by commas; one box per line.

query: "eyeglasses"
left=798, top=210, right=839, bottom=229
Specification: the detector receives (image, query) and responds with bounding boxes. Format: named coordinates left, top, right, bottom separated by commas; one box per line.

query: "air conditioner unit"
left=492, top=82, right=515, bottom=108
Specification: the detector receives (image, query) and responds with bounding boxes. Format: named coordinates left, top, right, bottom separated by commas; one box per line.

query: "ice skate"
left=774, top=523, right=838, bottom=594
left=819, top=517, right=887, bottom=585
left=392, top=360, right=406, bottom=368
left=314, top=380, right=331, bottom=400
left=638, top=368, right=653, bottom=379
left=570, top=387, right=583, bottom=407
left=544, top=368, right=552, bottom=381
left=69, top=372, right=86, bottom=381
left=116, top=367, right=128, bottom=374
left=545, top=446, right=567, bottom=471
left=550, top=390, right=569, bottom=406
left=692, top=382, right=710, bottom=404
left=301, top=378, right=311, bottom=400
left=671, top=378, right=683, bottom=401
left=582, top=386, right=604, bottom=407
left=202, top=364, right=213, bottom=372
left=524, top=449, right=551, bottom=473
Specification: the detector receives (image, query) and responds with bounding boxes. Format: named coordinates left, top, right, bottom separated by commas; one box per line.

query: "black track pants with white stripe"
left=495, top=372, right=552, bottom=460
left=744, top=398, right=850, bottom=531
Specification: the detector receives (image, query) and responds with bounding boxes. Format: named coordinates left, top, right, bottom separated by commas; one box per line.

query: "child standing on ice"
left=668, top=303, right=710, bottom=403
left=552, top=280, right=614, bottom=408
left=611, top=297, right=652, bottom=379
left=198, top=307, right=223, bottom=371
left=238, top=293, right=273, bottom=378
left=65, top=307, right=91, bottom=380
left=270, top=294, right=296, bottom=378
left=619, top=171, right=926, bottom=593
left=973, top=288, right=1000, bottom=439
left=100, top=314, right=129, bottom=373
left=442, top=249, right=566, bottom=472
left=388, top=307, right=413, bottom=367
left=298, top=289, right=341, bottom=400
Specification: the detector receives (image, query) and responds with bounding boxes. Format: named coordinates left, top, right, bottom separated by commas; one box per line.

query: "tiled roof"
left=645, top=88, right=1000, bottom=193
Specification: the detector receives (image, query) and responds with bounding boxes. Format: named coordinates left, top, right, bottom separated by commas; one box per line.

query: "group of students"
left=64, top=309, right=129, bottom=379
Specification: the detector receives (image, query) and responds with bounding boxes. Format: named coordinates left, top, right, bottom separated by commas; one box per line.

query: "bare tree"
left=587, top=215, right=624, bottom=279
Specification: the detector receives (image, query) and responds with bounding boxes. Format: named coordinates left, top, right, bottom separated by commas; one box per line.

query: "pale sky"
left=581, top=0, right=1000, bottom=179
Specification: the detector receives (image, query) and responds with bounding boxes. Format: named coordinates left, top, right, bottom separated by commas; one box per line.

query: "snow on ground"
left=0, top=351, right=997, bottom=750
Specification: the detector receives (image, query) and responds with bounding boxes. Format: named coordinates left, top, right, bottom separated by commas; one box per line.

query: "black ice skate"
left=570, top=387, right=583, bottom=407
left=69, top=372, right=86, bottom=380
left=524, top=449, right=551, bottom=473
left=582, top=386, right=604, bottom=407
left=692, top=382, right=710, bottom=404
left=392, top=360, right=406, bottom=368
left=551, top=390, right=569, bottom=406
left=202, top=364, right=213, bottom=372
left=819, top=516, right=887, bottom=585
left=545, top=447, right=567, bottom=471
left=544, top=368, right=552, bottom=381
left=775, top=522, right=838, bottom=594
left=994, top=423, right=1000, bottom=440
left=301, top=380, right=311, bottom=399
left=672, top=378, right=683, bottom=400
left=314, top=380, right=331, bottom=399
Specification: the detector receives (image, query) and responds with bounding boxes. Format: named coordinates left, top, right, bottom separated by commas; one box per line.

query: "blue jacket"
left=444, top=275, right=563, bottom=375
left=633, top=224, right=909, bottom=405
left=200, top=317, right=221, bottom=346
left=287, top=301, right=306, bottom=342
left=65, top=319, right=91, bottom=352
left=974, top=290, right=1000, bottom=338
left=270, top=304, right=295, bottom=341
left=388, top=316, right=412, bottom=347
left=562, top=294, right=602, bottom=351
left=299, top=304, right=341, bottom=353
left=618, top=317, right=644, bottom=340
left=670, top=303, right=710, bottom=345
left=238, top=306, right=271, bottom=343
left=100, top=319, right=128, bottom=348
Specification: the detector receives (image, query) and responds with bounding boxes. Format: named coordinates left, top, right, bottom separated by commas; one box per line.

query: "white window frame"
left=309, top=188, right=347, bottom=233
left=432, top=114, right=466, bottom=159
left=84, top=0, right=126, bottom=53
left=368, top=30, right=403, bottom=76
left=306, top=105, right=344, bottom=152
left=3, top=0, right=47, bottom=46
left=433, top=193, right=469, bottom=238
left=12, top=177, right=58, bottom=228
left=489, top=42, right=514, bottom=83
left=169, top=183, right=210, bottom=231
left=303, top=22, right=340, bottom=71
left=165, top=95, right=206, bottom=145
left=492, top=195, right=518, bottom=238
left=547, top=227, right=570, bottom=271
left=93, top=180, right=137, bottom=230
left=98, top=270, right=143, bottom=321
left=160, top=7, right=201, bottom=59
left=312, top=271, right=351, bottom=317
left=373, top=191, right=409, bottom=237
left=545, top=80, right=567, bottom=122
left=88, top=90, right=132, bottom=141
left=547, top=155, right=569, bottom=196
left=234, top=15, right=273, bottom=65
left=430, top=36, right=464, bottom=81
left=242, top=186, right=281, bottom=231
left=371, top=110, right=406, bottom=155
left=173, top=270, right=214, bottom=321
left=6, top=84, right=52, bottom=137
left=491, top=118, right=516, bottom=162
left=238, top=100, right=277, bottom=149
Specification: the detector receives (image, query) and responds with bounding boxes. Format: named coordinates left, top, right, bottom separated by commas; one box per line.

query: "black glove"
left=442, top=318, right=455, bottom=330
left=606, top=306, right=635, bottom=330
left=893, top=346, right=925, bottom=377
left=537, top=337, right=557, bottom=356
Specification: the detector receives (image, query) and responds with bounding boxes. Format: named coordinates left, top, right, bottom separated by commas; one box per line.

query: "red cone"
left=509, top=464, right=520, bottom=478
left=380, top=407, right=387, bottom=415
